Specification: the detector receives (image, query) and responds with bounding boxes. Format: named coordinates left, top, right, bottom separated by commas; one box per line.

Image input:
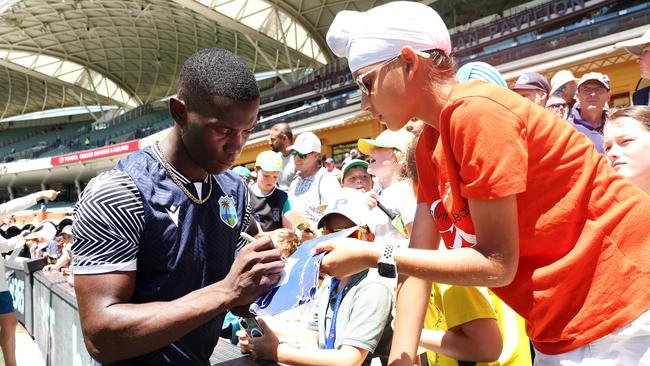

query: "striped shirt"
left=72, top=144, right=251, bottom=273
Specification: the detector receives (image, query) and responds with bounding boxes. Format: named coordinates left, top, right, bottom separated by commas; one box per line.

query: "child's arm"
left=238, top=318, right=368, bottom=366
left=263, top=308, right=318, bottom=341
left=46, top=248, right=71, bottom=271
left=420, top=317, right=502, bottom=362
left=274, top=343, right=368, bottom=366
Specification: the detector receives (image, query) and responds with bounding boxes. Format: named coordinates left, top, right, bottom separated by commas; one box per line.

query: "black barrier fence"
left=6, top=261, right=271, bottom=366
left=6, top=261, right=31, bottom=333
left=6, top=259, right=94, bottom=366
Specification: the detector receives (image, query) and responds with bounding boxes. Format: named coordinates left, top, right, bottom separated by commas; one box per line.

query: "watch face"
left=378, top=262, right=397, bottom=278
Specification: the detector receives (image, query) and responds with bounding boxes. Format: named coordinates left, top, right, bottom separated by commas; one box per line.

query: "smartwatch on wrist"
left=377, top=242, right=397, bottom=278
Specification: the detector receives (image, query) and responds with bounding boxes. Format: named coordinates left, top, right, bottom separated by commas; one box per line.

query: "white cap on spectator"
left=287, top=132, right=321, bottom=155
left=25, top=223, right=57, bottom=241
left=357, top=129, right=414, bottom=155
left=60, top=225, right=73, bottom=236
left=326, top=1, right=451, bottom=73
left=578, top=72, right=611, bottom=90
left=550, top=70, right=578, bottom=96
left=616, top=29, right=650, bottom=56
left=255, top=151, right=283, bottom=172
left=317, top=188, right=372, bottom=229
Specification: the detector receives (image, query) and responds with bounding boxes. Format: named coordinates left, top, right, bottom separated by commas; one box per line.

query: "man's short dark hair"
left=274, top=123, right=293, bottom=142
left=177, top=48, right=259, bottom=106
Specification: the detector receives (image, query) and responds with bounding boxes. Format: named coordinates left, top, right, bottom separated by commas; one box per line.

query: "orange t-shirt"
left=415, top=80, right=650, bottom=355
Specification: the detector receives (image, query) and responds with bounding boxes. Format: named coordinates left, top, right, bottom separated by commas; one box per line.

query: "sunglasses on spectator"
left=548, top=103, right=567, bottom=109
left=579, top=86, right=608, bottom=95
left=321, top=226, right=370, bottom=240
left=291, top=150, right=312, bottom=159
left=355, top=50, right=431, bottom=95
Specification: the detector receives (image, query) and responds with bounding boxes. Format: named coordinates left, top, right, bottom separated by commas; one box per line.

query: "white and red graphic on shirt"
left=429, top=186, right=477, bottom=249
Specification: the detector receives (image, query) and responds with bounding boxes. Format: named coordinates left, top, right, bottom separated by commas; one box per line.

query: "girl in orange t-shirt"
left=316, top=2, right=650, bottom=365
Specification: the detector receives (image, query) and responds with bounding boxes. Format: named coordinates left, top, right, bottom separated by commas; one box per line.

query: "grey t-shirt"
left=278, top=153, right=297, bottom=191
left=307, top=270, right=394, bottom=366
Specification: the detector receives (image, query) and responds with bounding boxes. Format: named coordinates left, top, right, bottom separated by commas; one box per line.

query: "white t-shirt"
left=288, top=168, right=340, bottom=229
left=371, top=179, right=416, bottom=242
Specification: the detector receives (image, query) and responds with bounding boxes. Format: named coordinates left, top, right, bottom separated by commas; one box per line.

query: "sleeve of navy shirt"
left=71, top=169, right=145, bottom=274
left=235, top=187, right=253, bottom=254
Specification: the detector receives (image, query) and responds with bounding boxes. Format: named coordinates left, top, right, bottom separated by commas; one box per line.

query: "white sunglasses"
left=355, top=50, right=431, bottom=95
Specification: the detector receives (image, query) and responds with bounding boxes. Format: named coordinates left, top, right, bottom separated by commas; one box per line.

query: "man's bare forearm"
left=78, top=280, right=235, bottom=363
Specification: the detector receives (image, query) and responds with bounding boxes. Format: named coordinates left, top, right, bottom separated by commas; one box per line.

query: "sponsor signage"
left=7, top=270, right=25, bottom=323
left=452, top=0, right=592, bottom=52
left=51, top=140, right=139, bottom=166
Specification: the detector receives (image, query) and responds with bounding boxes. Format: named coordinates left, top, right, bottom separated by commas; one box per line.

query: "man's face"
left=545, top=96, right=568, bottom=118
left=256, top=168, right=279, bottom=192
left=639, top=44, right=650, bottom=80
left=269, top=128, right=288, bottom=153
left=293, top=151, right=319, bottom=175
left=515, top=89, right=547, bottom=107
left=577, top=80, right=610, bottom=112
left=177, top=96, right=259, bottom=175
left=342, top=166, right=373, bottom=192
left=555, top=81, right=578, bottom=103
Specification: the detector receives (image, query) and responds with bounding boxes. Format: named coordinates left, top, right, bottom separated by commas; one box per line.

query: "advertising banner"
left=51, top=140, right=139, bottom=166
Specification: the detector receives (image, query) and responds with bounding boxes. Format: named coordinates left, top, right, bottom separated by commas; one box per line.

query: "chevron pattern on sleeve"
left=72, top=170, right=145, bottom=269
left=236, top=188, right=253, bottom=254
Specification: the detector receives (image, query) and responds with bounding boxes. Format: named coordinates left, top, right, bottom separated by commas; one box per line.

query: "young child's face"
left=322, top=214, right=372, bottom=242
left=367, top=147, right=399, bottom=180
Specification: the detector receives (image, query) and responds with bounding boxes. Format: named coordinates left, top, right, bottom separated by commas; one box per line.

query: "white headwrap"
left=326, top=1, right=451, bottom=73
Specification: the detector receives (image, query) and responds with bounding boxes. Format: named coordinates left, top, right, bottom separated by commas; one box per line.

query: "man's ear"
left=169, top=97, right=186, bottom=126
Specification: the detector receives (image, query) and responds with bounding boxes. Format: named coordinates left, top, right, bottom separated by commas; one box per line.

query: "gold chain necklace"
left=156, top=141, right=212, bottom=205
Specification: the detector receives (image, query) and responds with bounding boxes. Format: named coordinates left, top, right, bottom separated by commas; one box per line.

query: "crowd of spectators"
left=1, top=21, right=649, bottom=366
left=223, top=29, right=650, bottom=363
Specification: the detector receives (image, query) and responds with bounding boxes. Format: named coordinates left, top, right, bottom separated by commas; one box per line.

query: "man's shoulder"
left=83, top=169, right=139, bottom=199
left=633, top=86, right=650, bottom=105
left=215, top=170, right=246, bottom=194
left=115, top=146, right=155, bottom=172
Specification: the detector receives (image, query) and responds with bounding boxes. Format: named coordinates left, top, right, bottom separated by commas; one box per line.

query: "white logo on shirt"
left=166, top=205, right=179, bottom=226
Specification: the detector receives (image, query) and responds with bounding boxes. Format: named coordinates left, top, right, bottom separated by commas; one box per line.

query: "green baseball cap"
left=232, top=166, right=252, bottom=181
left=340, top=159, right=369, bottom=183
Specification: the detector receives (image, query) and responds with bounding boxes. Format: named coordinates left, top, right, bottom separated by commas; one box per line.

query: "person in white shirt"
left=287, top=132, right=340, bottom=229
left=269, top=123, right=298, bottom=190
left=0, top=189, right=58, bottom=366
left=358, top=130, right=416, bottom=242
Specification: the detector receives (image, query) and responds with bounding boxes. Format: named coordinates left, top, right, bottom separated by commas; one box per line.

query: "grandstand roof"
left=0, top=0, right=527, bottom=120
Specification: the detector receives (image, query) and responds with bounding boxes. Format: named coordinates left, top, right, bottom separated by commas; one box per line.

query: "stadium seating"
left=1, top=109, right=174, bottom=162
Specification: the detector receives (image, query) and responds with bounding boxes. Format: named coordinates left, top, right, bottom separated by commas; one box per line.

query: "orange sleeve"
left=415, top=125, right=439, bottom=204
left=446, top=97, right=528, bottom=199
